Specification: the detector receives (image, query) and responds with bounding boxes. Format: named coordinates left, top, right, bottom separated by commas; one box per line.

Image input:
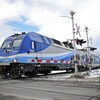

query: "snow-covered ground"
left=43, top=69, right=100, bottom=82
left=51, top=69, right=100, bottom=78
left=85, top=69, right=100, bottom=78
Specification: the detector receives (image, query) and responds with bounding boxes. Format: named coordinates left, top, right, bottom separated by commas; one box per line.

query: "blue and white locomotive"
left=0, top=32, right=99, bottom=78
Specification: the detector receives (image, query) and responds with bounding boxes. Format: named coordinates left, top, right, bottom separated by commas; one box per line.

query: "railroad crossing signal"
left=90, top=47, right=97, bottom=51
left=76, top=38, right=86, bottom=46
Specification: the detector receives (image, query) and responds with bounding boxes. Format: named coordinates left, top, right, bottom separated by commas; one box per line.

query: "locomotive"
left=0, top=32, right=99, bottom=78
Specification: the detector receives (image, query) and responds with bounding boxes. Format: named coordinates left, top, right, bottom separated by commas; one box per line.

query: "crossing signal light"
left=76, top=38, right=86, bottom=46
left=90, top=47, right=97, bottom=51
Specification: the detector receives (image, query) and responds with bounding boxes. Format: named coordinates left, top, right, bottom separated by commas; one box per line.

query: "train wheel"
left=43, top=68, right=51, bottom=76
left=71, top=69, right=75, bottom=73
left=25, top=71, right=32, bottom=77
left=44, top=72, right=49, bottom=76
left=11, top=74, right=21, bottom=79
left=25, top=70, right=37, bottom=77
left=9, top=68, right=21, bottom=79
left=66, top=69, right=68, bottom=73
left=33, top=70, right=38, bottom=76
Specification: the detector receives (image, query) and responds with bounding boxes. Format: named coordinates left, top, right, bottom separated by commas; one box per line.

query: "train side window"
left=32, top=41, right=35, bottom=49
left=52, top=39, right=62, bottom=46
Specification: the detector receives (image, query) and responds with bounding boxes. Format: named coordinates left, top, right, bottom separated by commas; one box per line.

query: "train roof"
left=5, top=32, right=51, bottom=44
left=27, top=32, right=52, bottom=44
left=4, top=32, right=74, bottom=50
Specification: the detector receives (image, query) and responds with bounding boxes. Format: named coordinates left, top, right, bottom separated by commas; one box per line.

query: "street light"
left=70, top=11, right=78, bottom=74
left=70, top=11, right=76, bottom=59
left=62, top=11, right=78, bottom=74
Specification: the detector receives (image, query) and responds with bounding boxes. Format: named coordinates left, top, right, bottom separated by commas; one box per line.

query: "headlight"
left=12, top=59, right=17, bottom=63
left=6, top=49, right=11, bottom=52
left=21, top=66, right=23, bottom=69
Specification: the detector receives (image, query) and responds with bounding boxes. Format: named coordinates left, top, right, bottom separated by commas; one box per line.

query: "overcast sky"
left=0, top=0, right=100, bottom=53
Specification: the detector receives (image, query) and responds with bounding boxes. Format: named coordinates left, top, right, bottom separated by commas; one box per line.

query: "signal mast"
left=70, top=11, right=78, bottom=74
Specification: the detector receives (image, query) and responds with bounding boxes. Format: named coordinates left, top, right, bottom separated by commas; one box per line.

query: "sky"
left=0, top=0, right=100, bottom=54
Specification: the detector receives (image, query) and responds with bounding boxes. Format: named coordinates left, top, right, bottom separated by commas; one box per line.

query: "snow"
left=51, top=69, right=100, bottom=78
left=44, top=69, right=100, bottom=82
left=86, top=69, right=100, bottom=78
left=51, top=70, right=66, bottom=74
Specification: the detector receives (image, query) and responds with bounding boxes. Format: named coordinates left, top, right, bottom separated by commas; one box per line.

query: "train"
left=0, top=32, right=100, bottom=78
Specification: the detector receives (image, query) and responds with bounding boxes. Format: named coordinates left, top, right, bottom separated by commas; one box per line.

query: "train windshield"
left=1, top=39, right=22, bottom=49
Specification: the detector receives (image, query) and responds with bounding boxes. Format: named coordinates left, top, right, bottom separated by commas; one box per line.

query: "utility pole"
left=70, top=11, right=78, bottom=74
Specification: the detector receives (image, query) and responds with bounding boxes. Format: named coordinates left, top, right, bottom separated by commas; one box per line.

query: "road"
left=0, top=76, right=100, bottom=100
